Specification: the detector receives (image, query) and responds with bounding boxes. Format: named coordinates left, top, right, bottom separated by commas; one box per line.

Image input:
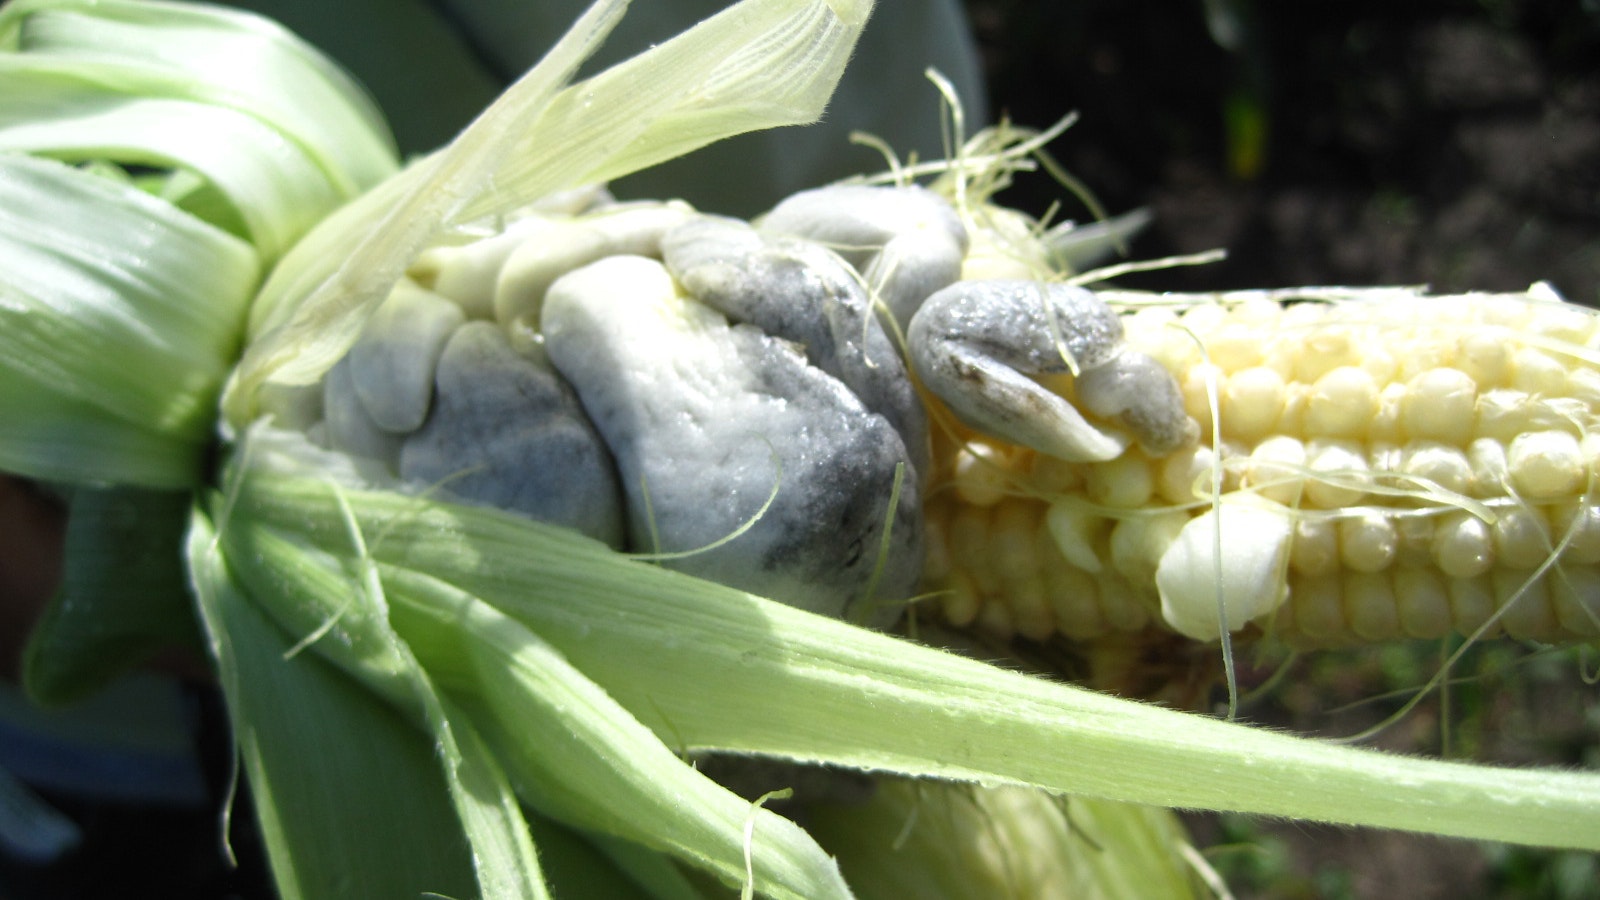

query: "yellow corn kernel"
left=919, top=287, right=1600, bottom=649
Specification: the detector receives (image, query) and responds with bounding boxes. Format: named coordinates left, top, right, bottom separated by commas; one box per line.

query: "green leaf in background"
left=22, top=486, right=199, bottom=705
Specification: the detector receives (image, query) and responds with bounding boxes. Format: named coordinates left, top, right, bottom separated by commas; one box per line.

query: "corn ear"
left=924, top=284, right=1600, bottom=648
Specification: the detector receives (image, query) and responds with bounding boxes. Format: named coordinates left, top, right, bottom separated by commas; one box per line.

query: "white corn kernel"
left=1508, top=430, right=1585, bottom=501
left=1338, top=512, right=1398, bottom=573
left=1084, top=452, right=1155, bottom=508
left=1221, top=366, right=1286, bottom=441
left=1290, top=516, right=1340, bottom=576
left=1431, top=511, right=1495, bottom=579
left=1492, top=505, right=1552, bottom=569
left=1448, top=574, right=1500, bottom=636
left=1304, top=439, right=1369, bottom=508
left=1394, top=567, right=1453, bottom=639
left=953, top=442, right=1013, bottom=507
left=1492, top=569, right=1556, bottom=640
left=1244, top=435, right=1308, bottom=505
left=1305, top=366, right=1378, bottom=438
left=1401, top=441, right=1474, bottom=497
left=1401, top=367, right=1477, bottom=444
left=1344, top=571, right=1401, bottom=641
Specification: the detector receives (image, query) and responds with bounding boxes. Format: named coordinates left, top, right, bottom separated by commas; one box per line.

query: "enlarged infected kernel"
left=1401, top=367, right=1477, bottom=444
left=1432, top=511, right=1495, bottom=579
left=1338, top=513, right=1398, bottom=573
left=1508, top=430, right=1585, bottom=501
left=1305, top=366, right=1378, bottom=438
left=1221, top=366, right=1286, bottom=441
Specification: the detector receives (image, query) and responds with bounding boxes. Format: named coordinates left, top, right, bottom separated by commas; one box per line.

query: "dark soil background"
left=969, top=0, right=1600, bottom=307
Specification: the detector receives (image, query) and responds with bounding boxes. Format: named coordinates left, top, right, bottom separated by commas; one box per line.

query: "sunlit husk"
left=808, top=779, right=1202, bottom=900
left=0, top=154, right=257, bottom=487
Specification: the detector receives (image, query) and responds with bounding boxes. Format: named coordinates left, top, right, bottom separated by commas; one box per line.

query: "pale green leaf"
left=0, top=0, right=397, bottom=197
left=212, top=479, right=855, bottom=900
left=0, top=60, right=344, bottom=258
left=0, top=153, right=258, bottom=486
left=185, top=512, right=481, bottom=900
left=195, top=497, right=552, bottom=900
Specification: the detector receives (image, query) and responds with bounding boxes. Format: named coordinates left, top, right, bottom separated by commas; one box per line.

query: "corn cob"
left=922, top=284, right=1600, bottom=649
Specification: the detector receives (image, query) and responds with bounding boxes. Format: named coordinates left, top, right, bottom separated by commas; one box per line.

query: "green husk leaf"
left=221, top=441, right=1600, bottom=852
left=0, top=153, right=258, bottom=487
left=524, top=814, right=708, bottom=900
left=808, top=780, right=1201, bottom=900
left=185, top=512, right=481, bottom=900
left=0, top=59, right=344, bottom=258
left=21, top=485, right=199, bottom=705
left=0, top=0, right=397, bottom=196
left=193, top=497, right=551, bottom=900
left=224, top=0, right=875, bottom=427
left=210, top=470, right=855, bottom=900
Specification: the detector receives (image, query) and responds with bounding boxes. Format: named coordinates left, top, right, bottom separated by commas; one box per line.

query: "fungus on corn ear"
left=922, top=284, right=1600, bottom=649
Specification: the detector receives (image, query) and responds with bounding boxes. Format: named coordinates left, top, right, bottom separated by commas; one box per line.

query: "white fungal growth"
left=758, top=184, right=968, bottom=329
left=541, top=254, right=922, bottom=622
